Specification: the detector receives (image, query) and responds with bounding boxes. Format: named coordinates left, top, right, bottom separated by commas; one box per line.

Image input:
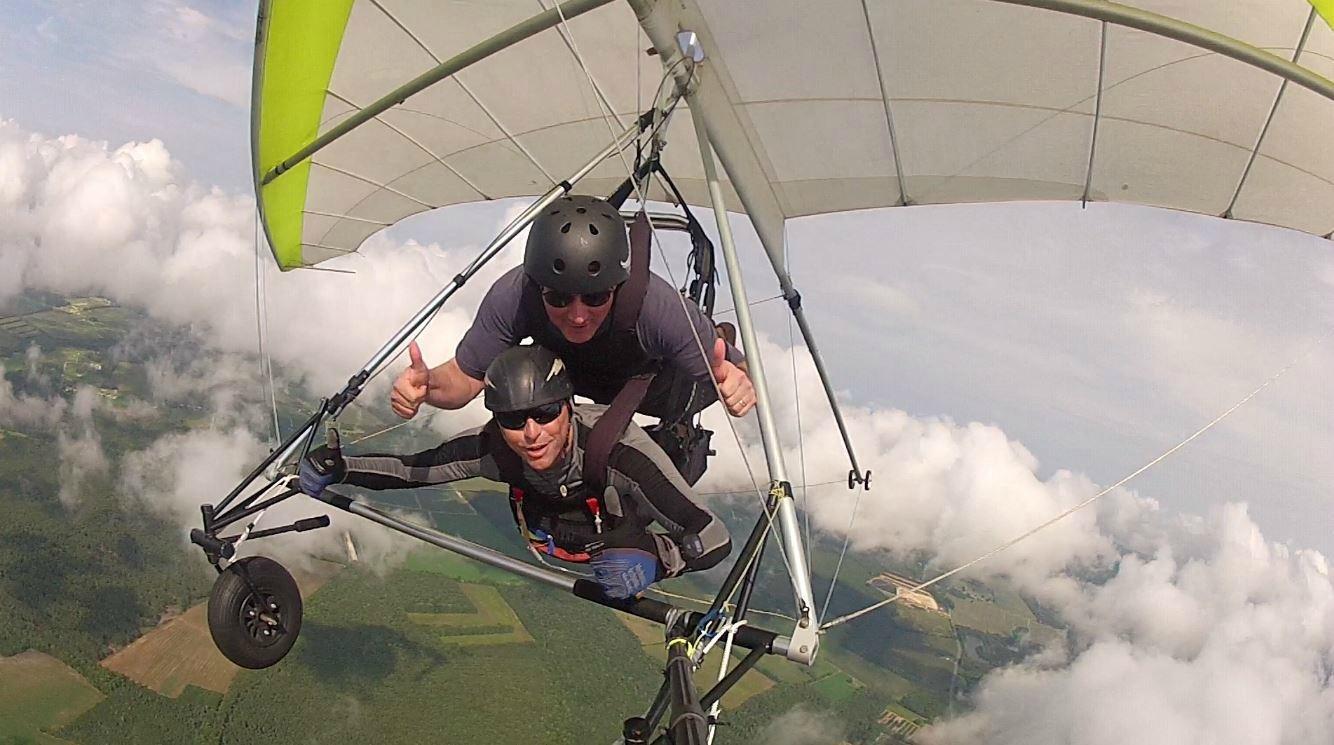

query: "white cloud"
left=57, top=426, right=108, bottom=508
left=118, top=425, right=415, bottom=573
left=6, top=117, right=1334, bottom=742
left=685, top=327, right=1334, bottom=744
left=0, top=363, right=66, bottom=429
left=0, top=119, right=502, bottom=407
left=134, top=1, right=252, bottom=108
left=918, top=502, right=1334, bottom=744
left=698, top=333, right=1117, bottom=590
left=1, top=119, right=498, bottom=565
left=755, top=706, right=845, bottom=745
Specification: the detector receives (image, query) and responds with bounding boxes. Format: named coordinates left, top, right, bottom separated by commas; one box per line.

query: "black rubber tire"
left=206, top=555, right=303, bottom=669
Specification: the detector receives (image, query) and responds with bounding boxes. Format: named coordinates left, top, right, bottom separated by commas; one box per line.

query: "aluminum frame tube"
left=785, top=292, right=865, bottom=481
left=665, top=634, right=709, bottom=745
left=690, top=111, right=818, bottom=662
left=315, top=488, right=790, bottom=654
left=319, top=489, right=576, bottom=590
left=211, top=409, right=321, bottom=516
left=991, top=0, right=1334, bottom=104
left=699, top=646, right=765, bottom=709
left=687, top=115, right=787, bottom=482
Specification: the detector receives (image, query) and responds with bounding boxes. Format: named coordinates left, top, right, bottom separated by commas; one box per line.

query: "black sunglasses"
left=541, top=288, right=614, bottom=309
left=495, top=400, right=566, bottom=430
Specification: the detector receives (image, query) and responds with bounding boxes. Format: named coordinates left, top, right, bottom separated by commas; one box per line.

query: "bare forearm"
left=424, top=359, right=484, bottom=410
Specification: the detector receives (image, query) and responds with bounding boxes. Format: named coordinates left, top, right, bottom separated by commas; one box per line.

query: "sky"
left=3, top=1, right=1334, bottom=742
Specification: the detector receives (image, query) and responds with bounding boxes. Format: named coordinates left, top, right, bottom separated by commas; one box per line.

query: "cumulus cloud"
left=1, top=119, right=498, bottom=567
left=0, top=118, right=497, bottom=413
left=0, top=363, right=69, bottom=429
left=690, top=330, right=1334, bottom=744
left=6, top=117, right=1334, bottom=742
left=57, top=427, right=108, bottom=508
left=698, top=333, right=1117, bottom=590
left=24, top=343, right=43, bottom=383
left=0, top=362, right=109, bottom=507
left=921, top=509, right=1334, bottom=744
left=118, top=426, right=416, bottom=573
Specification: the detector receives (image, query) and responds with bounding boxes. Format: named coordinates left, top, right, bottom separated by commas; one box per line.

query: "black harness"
left=486, top=420, right=644, bottom=562
left=498, top=167, right=721, bottom=562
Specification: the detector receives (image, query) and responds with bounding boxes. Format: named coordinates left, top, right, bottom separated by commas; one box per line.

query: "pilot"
left=302, top=344, right=732, bottom=600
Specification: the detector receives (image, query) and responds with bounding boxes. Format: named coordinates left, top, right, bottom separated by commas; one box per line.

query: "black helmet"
left=483, top=345, right=573, bottom=413
left=524, top=195, right=630, bottom=294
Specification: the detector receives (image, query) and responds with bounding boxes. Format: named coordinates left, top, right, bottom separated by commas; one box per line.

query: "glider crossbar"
left=313, top=487, right=787, bottom=654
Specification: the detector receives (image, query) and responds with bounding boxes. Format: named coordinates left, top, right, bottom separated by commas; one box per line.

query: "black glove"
left=299, top=444, right=345, bottom=497
left=679, top=532, right=705, bottom=561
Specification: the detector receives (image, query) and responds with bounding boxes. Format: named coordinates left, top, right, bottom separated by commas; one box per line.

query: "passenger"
left=303, top=345, right=732, bottom=600
left=389, top=195, right=755, bottom=426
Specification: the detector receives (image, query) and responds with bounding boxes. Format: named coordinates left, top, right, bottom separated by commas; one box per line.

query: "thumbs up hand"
left=390, top=341, right=432, bottom=419
left=710, top=338, right=755, bottom=417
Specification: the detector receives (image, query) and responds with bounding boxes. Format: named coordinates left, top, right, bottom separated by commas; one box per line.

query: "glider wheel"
left=207, top=555, right=302, bottom=669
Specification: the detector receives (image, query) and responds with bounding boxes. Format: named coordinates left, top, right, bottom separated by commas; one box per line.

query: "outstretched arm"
left=338, top=427, right=496, bottom=490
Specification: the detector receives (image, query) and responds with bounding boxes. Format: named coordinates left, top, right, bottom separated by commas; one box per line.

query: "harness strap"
left=611, top=211, right=651, bottom=332
left=507, top=486, right=595, bottom=562
left=582, top=209, right=656, bottom=496
left=583, top=371, right=655, bottom=496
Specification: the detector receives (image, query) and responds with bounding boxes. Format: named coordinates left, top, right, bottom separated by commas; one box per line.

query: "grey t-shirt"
left=455, top=265, right=743, bottom=382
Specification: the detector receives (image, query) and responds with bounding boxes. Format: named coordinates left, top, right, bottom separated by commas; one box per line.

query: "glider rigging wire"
left=254, top=208, right=281, bottom=446
left=821, top=335, right=1328, bottom=630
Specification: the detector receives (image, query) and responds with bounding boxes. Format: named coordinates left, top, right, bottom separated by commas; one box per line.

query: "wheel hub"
left=240, top=592, right=284, bottom=646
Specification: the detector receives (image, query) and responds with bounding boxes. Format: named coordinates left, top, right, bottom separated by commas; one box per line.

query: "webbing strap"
left=612, top=211, right=651, bottom=332
left=579, top=211, right=655, bottom=495
left=583, top=371, right=655, bottom=495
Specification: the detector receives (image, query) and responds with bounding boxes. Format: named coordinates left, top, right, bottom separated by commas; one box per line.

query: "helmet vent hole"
left=553, top=258, right=566, bottom=272
left=588, top=261, right=601, bottom=275
left=588, top=223, right=599, bottom=236
left=559, top=222, right=571, bottom=234
left=576, top=207, right=587, bottom=214
left=548, top=209, right=560, bottom=215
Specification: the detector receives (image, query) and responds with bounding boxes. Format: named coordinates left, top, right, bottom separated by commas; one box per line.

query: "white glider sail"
left=254, top=0, right=1334, bottom=271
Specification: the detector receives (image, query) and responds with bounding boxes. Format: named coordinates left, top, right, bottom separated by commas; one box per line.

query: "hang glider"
left=195, top=1, right=1334, bottom=742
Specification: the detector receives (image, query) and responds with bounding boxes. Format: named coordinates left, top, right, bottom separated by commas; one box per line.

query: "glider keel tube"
left=314, top=488, right=786, bottom=654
